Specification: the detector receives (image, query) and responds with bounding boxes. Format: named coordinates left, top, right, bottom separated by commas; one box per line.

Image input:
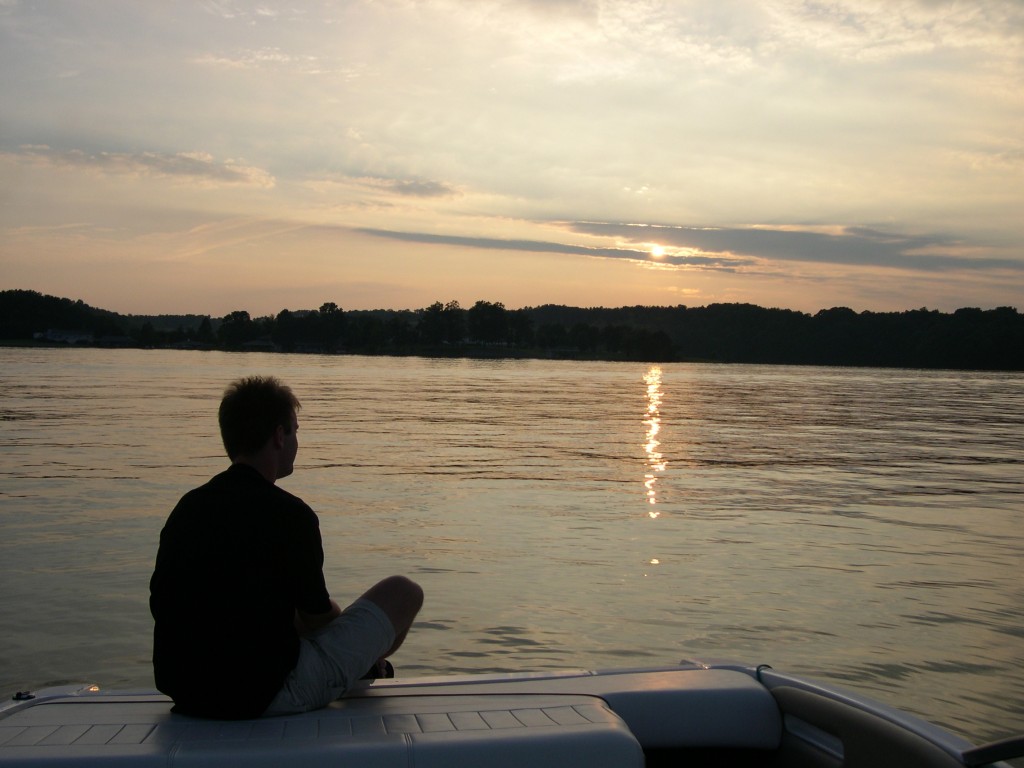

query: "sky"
left=1, top=0, right=1022, bottom=317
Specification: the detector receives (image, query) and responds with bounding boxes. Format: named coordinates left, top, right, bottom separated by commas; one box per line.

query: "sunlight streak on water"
left=643, top=365, right=667, bottom=516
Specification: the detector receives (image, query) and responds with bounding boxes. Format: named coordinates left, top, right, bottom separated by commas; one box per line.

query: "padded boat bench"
left=0, top=691, right=644, bottom=768
left=358, top=668, right=784, bottom=751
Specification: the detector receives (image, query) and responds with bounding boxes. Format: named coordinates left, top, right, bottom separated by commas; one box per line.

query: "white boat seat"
left=354, top=667, right=784, bottom=750
left=0, top=692, right=643, bottom=768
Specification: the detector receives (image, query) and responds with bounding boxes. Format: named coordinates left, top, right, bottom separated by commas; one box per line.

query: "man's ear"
left=272, top=424, right=286, bottom=449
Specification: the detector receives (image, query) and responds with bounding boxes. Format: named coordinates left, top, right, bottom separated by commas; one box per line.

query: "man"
left=150, top=376, right=423, bottom=719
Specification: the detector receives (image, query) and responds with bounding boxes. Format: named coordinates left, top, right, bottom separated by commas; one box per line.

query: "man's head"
left=218, top=377, right=301, bottom=469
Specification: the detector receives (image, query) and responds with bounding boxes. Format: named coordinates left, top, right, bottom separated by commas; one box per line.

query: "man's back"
left=149, top=463, right=332, bottom=719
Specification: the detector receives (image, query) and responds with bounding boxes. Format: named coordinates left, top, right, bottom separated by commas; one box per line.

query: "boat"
left=1, top=659, right=1021, bottom=767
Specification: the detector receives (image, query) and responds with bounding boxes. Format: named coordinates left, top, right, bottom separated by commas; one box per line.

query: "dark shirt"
left=150, top=463, right=332, bottom=719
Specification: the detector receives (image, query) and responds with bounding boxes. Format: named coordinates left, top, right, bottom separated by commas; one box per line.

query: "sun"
left=649, top=244, right=666, bottom=259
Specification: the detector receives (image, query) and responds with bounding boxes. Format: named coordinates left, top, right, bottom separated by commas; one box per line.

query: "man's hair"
left=218, top=376, right=301, bottom=459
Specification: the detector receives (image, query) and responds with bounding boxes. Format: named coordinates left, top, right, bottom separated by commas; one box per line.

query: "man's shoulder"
left=173, top=465, right=314, bottom=516
left=267, top=481, right=315, bottom=517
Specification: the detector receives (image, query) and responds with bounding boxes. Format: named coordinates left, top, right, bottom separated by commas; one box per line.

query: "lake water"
left=1, top=347, right=1021, bottom=745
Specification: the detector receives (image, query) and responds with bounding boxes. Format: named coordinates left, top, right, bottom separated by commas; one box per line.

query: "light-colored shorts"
left=263, top=598, right=396, bottom=716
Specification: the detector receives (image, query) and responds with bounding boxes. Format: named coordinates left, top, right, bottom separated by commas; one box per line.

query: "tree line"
left=2, top=289, right=1022, bottom=370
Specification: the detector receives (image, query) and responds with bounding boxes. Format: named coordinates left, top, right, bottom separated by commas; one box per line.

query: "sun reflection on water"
left=643, top=366, right=667, bottom=517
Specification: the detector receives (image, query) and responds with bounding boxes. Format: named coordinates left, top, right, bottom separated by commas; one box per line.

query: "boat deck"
left=0, top=669, right=778, bottom=767
left=1, top=666, right=1001, bottom=768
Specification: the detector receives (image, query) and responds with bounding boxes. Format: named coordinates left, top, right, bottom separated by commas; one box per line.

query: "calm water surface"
left=1, top=348, right=1021, bottom=744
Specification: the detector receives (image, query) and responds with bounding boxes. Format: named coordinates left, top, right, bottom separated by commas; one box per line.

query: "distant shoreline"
left=3, top=289, right=1022, bottom=371
left=4, top=340, right=1020, bottom=374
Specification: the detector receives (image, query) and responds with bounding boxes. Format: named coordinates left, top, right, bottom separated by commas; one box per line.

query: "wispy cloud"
left=765, top=0, right=1024, bottom=62
left=565, top=222, right=1021, bottom=273
left=192, top=48, right=355, bottom=77
left=355, top=226, right=753, bottom=269
left=359, top=177, right=460, bottom=198
left=9, top=146, right=275, bottom=188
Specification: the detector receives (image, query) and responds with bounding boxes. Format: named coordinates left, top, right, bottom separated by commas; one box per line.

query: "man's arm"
left=294, top=599, right=342, bottom=636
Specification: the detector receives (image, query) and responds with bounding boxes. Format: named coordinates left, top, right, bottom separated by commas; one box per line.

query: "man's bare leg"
left=361, top=575, right=424, bottom=658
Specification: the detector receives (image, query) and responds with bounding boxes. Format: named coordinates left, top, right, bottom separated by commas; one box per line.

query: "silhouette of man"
left=150, top=376, right=423, bottom=719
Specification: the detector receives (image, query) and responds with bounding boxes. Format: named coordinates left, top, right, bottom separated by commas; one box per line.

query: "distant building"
left=34, top=329, right=94, bottom=344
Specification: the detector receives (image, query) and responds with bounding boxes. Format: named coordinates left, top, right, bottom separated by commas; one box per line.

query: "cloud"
left=9, top=146, right=275, bottom=188
left=565, top=222, right=1023, bottom=272
left=199, top=2, right=308, bottom=23
left=355, top=226, right=752, bottom=270
left=359, top=177, right=460, bottom=198
left=193, top=48, right=346, bottom=76
left=763, top=0, right=1024, bottom=63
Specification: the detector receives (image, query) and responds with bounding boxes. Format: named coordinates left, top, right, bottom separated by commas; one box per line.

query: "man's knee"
left=363, top=575, right=423, bottom=630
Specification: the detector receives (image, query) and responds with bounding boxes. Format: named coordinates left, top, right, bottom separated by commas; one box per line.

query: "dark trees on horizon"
left=2, top=289, right=1022, bottom=371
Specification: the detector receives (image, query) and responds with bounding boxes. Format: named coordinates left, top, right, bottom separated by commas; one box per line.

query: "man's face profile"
left=278, top=413, right=299, bottom=479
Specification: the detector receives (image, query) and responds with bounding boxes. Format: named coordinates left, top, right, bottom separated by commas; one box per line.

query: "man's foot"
left=360, top=659, right=395, bottom=680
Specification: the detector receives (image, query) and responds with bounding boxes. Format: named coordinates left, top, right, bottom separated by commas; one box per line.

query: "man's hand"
left=294, top=599, right=342, bottom=636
